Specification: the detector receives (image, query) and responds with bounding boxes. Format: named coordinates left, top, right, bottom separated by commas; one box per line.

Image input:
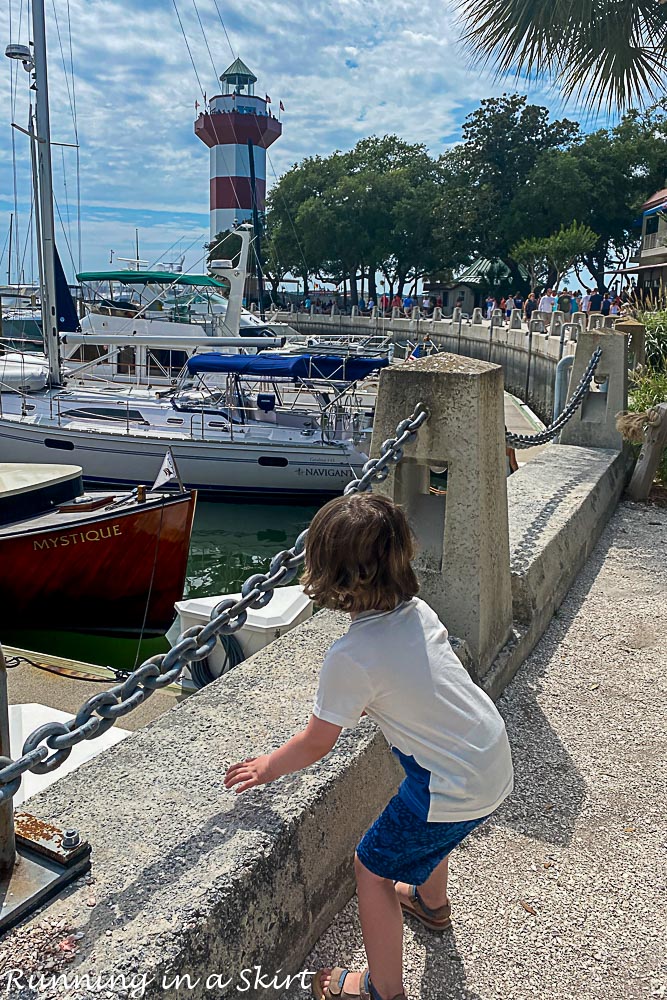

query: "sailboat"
left=1, top=13, right=197, bottom=634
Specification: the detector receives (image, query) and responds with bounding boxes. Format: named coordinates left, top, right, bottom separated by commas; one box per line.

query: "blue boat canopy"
left=185, top=353, right=389, bottom=381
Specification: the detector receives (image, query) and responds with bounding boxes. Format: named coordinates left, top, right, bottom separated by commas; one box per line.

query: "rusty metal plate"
left=14, top=813, right=90, bottom=866
left=0, top=841, right=90, bottom=935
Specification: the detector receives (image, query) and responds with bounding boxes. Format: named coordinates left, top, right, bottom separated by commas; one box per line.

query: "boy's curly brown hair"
left=302, top=493, right=419, bottom=614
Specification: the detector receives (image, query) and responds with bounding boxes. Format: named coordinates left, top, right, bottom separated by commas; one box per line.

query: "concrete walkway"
left=284, top=501, right=667, bottom=1000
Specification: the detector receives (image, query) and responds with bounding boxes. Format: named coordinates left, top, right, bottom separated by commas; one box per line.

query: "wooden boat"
left=0, top=464, right=196, bottom=635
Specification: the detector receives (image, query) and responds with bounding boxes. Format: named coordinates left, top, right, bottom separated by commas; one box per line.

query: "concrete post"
left=452, top=307, right=462, bottom=323
left=491, top=308, right=503, bottom=327
left=331, top=303, right=338, bottom=316
left=370, top=355, right=513, bottom=676
left=0, top=646, right=16, bottom=878
left=550, top=310, right=565, bottom=337
left=603, top=316, right=616, bottom=329
left=351, top=306, right=359, bottom=318
left=588, top=313, right=604, bottom=330
left=472, top=307, right=483, bottom=325
left=559, top=329, right=628, bottom=451
left=433, top=307, right=442, bottom=321
left=572, top=311, right=588, bottom=331
left=392, top=307, right=401, bottom=319
left=509, top=308, right=522, bottom=330
left=615, top=317, right=646, bottom=368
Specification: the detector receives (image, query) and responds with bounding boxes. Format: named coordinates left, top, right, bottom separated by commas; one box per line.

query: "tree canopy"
left=456, top=0, right=667, bottom=113
left=256, top=96, right=667, bottom=298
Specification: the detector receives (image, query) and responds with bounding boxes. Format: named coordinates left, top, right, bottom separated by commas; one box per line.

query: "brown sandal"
left=397, top=884, right=452, bottom=931
left=312, top=968, right=406, bottom=1000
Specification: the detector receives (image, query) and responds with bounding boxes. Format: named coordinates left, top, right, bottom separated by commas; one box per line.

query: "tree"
left=542, top=222, right=599, bottom=289
left=442, top=95, right=578, bottom=285
left=511, top=237, right=550, bottom=292
left=456, top=0, right=667, bottom=112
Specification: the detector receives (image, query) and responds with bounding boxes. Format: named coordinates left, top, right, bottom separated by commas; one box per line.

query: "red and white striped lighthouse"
left=194, top=58, right=282, bottom=241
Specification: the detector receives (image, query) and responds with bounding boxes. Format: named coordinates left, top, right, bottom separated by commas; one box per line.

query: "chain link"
left=0, top=403, right=429, bottom=804
left=506, top=347, right=602, bottom=449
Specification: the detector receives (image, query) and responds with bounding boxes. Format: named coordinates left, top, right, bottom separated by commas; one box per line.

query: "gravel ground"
left=283, top=500, right=667, bottom=1000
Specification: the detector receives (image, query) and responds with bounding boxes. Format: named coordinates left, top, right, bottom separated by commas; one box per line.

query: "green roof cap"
left=76, top=270, right=226, bottom=288
left=220, top=57, right=257, bottom=85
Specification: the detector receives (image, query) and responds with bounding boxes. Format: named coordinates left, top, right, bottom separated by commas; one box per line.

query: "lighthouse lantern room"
left=195, top=58, right=282, bottom=240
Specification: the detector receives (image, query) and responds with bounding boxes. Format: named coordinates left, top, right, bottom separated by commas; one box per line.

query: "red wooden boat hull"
left=0, top=492, right=197, bottom=635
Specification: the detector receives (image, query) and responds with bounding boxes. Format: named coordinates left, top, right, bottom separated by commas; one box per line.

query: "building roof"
left=451, top=258, right=529, bottom=286
left=640, top=188, right=667, bottom=212
left=220, top=57, right=257, bottom=85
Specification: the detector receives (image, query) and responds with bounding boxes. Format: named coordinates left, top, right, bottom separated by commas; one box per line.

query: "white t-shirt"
left=538, top=294, right=555, bottom=312
left=314, top=598, right=514, bottom=822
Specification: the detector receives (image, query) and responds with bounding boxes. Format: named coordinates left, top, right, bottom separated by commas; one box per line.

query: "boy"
left=225, top=494, right=513, bottom=1000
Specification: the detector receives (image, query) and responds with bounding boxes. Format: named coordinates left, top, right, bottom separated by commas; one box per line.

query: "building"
left=425, top=258, right=528, bottom=314
left=623, top=187, right=667, bottom=297
left=194, top=58, right=282, bottom=240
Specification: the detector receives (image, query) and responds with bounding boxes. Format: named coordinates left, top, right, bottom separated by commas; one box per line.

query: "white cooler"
left=169, top=585, right=313, bottom=687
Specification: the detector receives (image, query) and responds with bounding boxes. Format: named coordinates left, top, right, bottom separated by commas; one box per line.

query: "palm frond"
left=456, top=0, right=667, bottom=111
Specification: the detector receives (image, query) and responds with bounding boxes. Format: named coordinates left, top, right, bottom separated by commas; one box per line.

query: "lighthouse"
left=195, top=58, right=282, bottom=241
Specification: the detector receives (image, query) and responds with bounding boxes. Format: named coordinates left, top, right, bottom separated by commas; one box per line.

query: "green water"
left=4, top=500, right=317, bottom=672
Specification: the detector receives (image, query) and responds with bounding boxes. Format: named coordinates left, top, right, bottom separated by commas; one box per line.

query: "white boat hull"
left=0, top=412, right=365, bottom=498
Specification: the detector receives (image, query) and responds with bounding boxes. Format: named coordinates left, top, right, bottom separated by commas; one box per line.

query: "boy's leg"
left=355, top=852, right=404, bottom=999
left=394, top=854, right=449, bottom=912
left=316, top=855, right=404, bottom=1000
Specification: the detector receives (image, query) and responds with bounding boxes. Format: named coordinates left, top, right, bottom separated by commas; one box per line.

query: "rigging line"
left=53, top=192, right=77, bottom=275
left=65, top=0, right=82, bottom=271
left=18, top=197, right=34, bottom=280
left=61, top=145, right=74, bottom=261
left=212, top=0, right=236, bottom=60
left=50, top=0, right=76, bottom=132
left=146, top=230, right=205, bottom=270
left=172, top=0, right=206, bottom=100
left=191, top=0, right=218, bottom=81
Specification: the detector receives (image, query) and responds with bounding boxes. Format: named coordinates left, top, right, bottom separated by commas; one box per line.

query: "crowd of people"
left=484, top=284, right=635, bottom=323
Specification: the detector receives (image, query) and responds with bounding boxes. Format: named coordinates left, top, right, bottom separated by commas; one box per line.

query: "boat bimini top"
left=184, top=352, right=388, bottom=382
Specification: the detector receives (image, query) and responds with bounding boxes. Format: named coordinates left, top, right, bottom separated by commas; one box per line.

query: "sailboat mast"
left=7, top=214, right=12, bottom=285
left=32, top=0, right=61, bottom=385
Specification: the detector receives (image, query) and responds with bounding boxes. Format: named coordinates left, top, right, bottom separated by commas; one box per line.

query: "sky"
left=0, top=0, right=602, bottom=283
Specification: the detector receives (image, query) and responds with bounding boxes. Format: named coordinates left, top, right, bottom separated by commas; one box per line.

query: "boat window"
left=70, top=343, right=107, bottom=362
left=146, top=348, right=188, bottom=377
left=62, top=407, right=146, bottom=422
left=258, top=456, right=288, bottom=467
left=117, top=346, right=136, bottom=375
left=44, top=438, right=75, bottom=450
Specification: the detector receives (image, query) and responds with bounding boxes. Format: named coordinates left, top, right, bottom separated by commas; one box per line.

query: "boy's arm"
left=224, top=714, right=342, bottom=794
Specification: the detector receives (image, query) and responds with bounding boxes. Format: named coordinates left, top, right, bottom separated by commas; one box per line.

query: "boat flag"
left=265, top=93, right=272, bottom=104
left=279, top=100, right=285, bottom=111
left=195, top=100, right=200, bottom=111
left=151, top=448, right=184, bottom=492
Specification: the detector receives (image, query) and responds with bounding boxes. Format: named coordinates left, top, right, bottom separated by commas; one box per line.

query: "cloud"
left=0, top=0, right=601, bottom=279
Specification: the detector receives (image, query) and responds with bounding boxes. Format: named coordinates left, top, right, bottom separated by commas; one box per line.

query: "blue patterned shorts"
left=356, top=793, right=489, bottom=885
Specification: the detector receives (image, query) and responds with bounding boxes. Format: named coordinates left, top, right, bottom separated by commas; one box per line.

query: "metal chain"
left=506, top=347, right=602, bottom=449
left=0, top=402, right=429, bottom=803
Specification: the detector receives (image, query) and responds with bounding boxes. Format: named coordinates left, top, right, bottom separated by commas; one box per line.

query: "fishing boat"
left=0, top=463, right=196, bottom=635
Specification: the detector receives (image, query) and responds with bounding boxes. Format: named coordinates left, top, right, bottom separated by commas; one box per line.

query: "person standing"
left=524, top=292, right=538, bottom=321
left=225, top=494, right=514, bottom=1000
left=601, top=293, right=611, bottom=316
left=538, top=288, right=556, bottom=313
left=557, top=288, right=572, bottom=314
left=581, top=288, right=591, bottom=312
left=589, top=288, right=603, bottom=312
left=504, top=294, right=515, bottom=324
left=485, top=295, right=495, bottom=319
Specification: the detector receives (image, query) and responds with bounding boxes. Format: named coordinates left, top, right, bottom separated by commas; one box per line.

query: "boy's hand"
left=224, top=755, right=274, bottom=793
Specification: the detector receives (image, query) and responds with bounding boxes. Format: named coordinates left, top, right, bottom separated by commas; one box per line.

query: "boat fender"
left=189, top=632, right=245, bottom=689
